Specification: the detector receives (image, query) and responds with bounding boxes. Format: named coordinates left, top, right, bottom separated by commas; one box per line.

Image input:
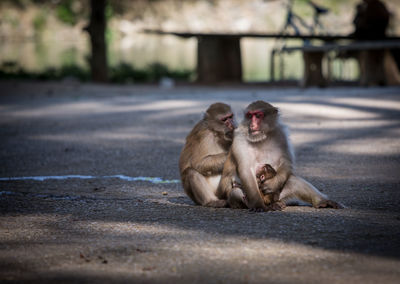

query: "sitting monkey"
left=218, top=100, right=343, bottom=211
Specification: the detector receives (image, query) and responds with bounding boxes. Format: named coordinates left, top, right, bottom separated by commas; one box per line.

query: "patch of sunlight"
left=94, top=132, right=185, bottom=144
left=288, top=119, right=396, bottom=130
left=75, top=220, right=335, bottom=261
left=329, top=97, right=400, bottom=111
left=0, top=214, right=66, bottom=241
left=289, top=132, right=328, bottom=146
left=30, top=131, right=185, bottom=145
left=324, top=139, right=400, bottom=155
left=10, top=99, right=200, bottom=118
left=74, top=219, right=400, bottom=272
left=278, top=103, right=379, bottom=119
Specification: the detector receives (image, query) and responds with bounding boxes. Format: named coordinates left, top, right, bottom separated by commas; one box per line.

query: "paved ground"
left=0, top=81, right=399, bottom=283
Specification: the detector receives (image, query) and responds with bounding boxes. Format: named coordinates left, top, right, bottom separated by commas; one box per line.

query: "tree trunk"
left=86, top=0, right=108, bottom=83
left=302, top=51, right=326, bottom=87
left=196, top=36, right=242, bottom=83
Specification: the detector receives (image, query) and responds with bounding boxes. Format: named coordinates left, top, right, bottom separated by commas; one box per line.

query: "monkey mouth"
left=250, top=129, right=261, bottom=135
left=225, top=129, right=234, bottom=135
left=247, top=129, right=267, bottom=143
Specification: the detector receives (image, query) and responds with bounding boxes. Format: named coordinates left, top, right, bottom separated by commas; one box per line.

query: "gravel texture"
left=0, top=81, right=400, bottom=283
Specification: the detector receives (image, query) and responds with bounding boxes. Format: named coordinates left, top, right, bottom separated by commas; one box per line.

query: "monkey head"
left=244, top=101, right=279, bottom=142
left=204, top=102, right=236, bottom=141
left=256, top=164, right=277, bottom=185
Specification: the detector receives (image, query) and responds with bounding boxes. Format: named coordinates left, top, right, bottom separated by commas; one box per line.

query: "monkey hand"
left=249, top=207, right=267, bottom=213
left=249, top=205, right=281, bottom=212
left=315, top=199, right=344, bottom=209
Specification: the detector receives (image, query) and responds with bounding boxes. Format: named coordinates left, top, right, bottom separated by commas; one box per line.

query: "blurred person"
left=351, top=0, right=390, bottom=39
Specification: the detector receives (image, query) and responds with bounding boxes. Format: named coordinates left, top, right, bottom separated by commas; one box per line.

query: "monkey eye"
left=246, top=111, right=264, bottom=119
left=221, top=114, right=233, bottom=122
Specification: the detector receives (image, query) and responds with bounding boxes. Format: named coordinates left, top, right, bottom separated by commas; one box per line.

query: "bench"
left=143, top=29, right=400, bottom=85
left=273, top=40, right=400, bottom=86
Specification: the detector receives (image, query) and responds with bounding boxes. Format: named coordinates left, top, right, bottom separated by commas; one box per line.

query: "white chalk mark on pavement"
left=0, top=175, right=180, bottom=184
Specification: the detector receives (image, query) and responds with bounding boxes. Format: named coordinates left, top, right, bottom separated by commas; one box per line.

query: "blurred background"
left=1, top=0, right=399, bottom=84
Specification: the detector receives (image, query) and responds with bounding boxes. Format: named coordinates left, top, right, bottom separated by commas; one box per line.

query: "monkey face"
left=245, top=105, right=278, bottom=138
left=205, top=103, right=236, bottom=141
left=219, top=113, right=236, bottom=140
left=220, top=113, right=235, bottom=131
left=208, top=112, right=235, bottom=140
left=246, top=110, right=265, bottom=134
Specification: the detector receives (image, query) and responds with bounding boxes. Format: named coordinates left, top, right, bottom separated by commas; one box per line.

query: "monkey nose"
left=227, top=119, right=235, bottom=130
left=250, top=123, right=259, bottom=131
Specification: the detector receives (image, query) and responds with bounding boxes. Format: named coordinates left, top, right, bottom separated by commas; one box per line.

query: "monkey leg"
left=227, top=187, right=248, bottom=209
left=185, top=169, right=227, bottom=208
left=279, top=175, right=344, bottom=209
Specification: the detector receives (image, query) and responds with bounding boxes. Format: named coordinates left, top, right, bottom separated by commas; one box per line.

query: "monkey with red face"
left=218, top=100, right=343, bottom=211
left=179, top=102, right=236, bottom=207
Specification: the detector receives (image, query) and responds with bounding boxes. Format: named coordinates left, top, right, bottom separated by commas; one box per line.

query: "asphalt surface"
left=0, top=81, right=400, bottom=283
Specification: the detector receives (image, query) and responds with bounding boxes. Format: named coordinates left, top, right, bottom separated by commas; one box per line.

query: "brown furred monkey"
left=232, top=163, right=283, bottom=210
left=256, top=164, right=286, bottom=211
left=179, top=102, right=236, bottom=207
left=217, top=100, right=343, bottom=211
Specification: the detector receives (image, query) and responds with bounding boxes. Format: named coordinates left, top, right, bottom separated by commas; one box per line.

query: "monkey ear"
left=273, top=107, right=279, bottom=115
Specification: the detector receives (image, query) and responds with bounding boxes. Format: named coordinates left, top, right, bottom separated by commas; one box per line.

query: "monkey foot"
left=249, top=207, right=265, bottom=213
left=267, top=201, right=286, bottom=211
left=315, top=200, right=344, bottom=209
left=205, top=200, right=228, bottom=208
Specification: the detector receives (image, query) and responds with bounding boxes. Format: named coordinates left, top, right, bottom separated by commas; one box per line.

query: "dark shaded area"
left=0, top=62, right=192, bottom=83
left=351, top=0, right=389, bottom=40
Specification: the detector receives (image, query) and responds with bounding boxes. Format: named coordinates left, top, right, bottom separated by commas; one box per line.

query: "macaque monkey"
left=256, top=164, right=286, bottom=210
left=218, top=100, right=343, bottom=211
left=232, top=163, right=285, bottom=210
left=179, top=102, right=236, bottom=207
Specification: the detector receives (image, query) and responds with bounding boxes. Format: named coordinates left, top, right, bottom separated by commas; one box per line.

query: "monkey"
left=255, top=164, right=276, bottom=189
left=230, top=163, right=285, bottom=210
left=217, top=100, right=343, bottom=211
left=255, top=164, right=286, bottom=211
left=179, top=102, right=236, bottom=208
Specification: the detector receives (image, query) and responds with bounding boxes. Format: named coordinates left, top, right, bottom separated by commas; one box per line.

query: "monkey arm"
left=194, top=153, right=227, bottom=176
left=216, top=152, right=236, bottom=199
left=238, top=165, right=266, bottom=210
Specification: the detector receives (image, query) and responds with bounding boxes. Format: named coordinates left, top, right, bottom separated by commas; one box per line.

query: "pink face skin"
left=246, top=110, right=264, bottom=134
left=220, top=113, right=235, bottom=131
left=258, top=173, right=266, bottom=183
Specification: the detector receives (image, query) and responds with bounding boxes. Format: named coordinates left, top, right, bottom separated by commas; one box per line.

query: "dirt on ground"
left=0, top=81, right=399, bottom=283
